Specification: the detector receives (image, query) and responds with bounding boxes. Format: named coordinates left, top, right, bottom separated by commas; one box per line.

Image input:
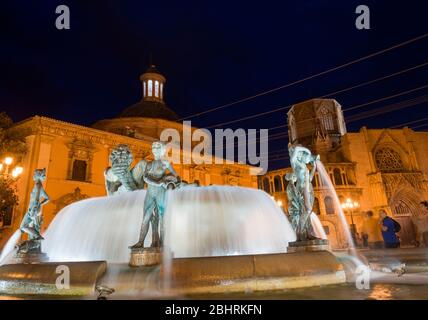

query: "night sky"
left=1, top=1, right=427, bottom=170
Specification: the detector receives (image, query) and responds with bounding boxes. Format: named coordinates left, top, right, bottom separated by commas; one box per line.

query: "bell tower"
left=139, top=64, right=166, bottom=104
left=287, top=99, right=347, bottom=154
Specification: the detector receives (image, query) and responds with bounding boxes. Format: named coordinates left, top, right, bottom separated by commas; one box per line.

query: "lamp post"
left=0, top=156, right=23, bottom=179
left=341, top=198, right=359, bottom=246
left=0, top=156, right=23, bottom=228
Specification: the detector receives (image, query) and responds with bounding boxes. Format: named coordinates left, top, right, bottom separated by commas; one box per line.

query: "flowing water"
left=163, top=186, right=296, bottom=258
left=316, top=160, right=356, bottom=249
left=1, top=186, right=298, bottom=266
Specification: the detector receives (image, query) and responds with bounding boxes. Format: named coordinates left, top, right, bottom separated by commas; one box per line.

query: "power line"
left=262, top=105, right=428, bottom=156
left=283, top=87, right=428, bottom=126
left=344, top=85, right=428, bottom=111
left=266, top=117, right=428, bottom=161
left=347, top=95, right=428, bottom=122
left=212, top=91, right=428, bottom=156
left=411, top=122, right=428, bottom=130
left=205, top=62, right=428, bottom=129
left=179, top=33, right=428, bottom=121
left=391, top=116, right=428, bottom=128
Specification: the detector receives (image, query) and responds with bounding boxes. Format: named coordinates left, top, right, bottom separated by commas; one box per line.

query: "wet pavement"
left=1, top=247, right=428, bottom=300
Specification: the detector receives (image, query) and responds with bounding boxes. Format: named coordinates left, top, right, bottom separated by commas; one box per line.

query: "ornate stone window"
left=0, top=206, right=13, bottom=227
left=289, top=116, right=297, bottom=142
left=263, top=177, right=271, bottom=193
left=393, top=199, right=411, bottom=216
left=323, top=225, right=330, bottom=235
left=313, top=197, right=320, bottom=215
left=333, top=168, right=343, bottom=186
left=67, top=139, right=94, bottom=182
left=319, top=106, right=334, bottom=131
left=325, top=196, right=335, bottom=215
left=375, top=147, right=404, bottom=172
left=274, top=175, right=283, bottom=192
left=72, top=160, right=87, bottom=182
left=148, top=80, right=153, bottom=96
left=283, top=174, right=288, bottom=189
left=155, top=80, right=159, bottom=97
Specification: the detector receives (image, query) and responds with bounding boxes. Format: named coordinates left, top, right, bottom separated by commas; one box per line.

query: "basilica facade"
left=260, top=99, right=428, bottom=249
left=0, top=66, right=257, bottom=248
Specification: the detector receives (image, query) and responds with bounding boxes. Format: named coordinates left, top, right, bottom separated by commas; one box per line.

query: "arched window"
left=1, top=205, right=13, bottom=226
left=143, top=81, right=146, bottom=97
left=283, top=175, right=288, bottom=189
left=154, top=81, right=159, bottom=97
left=263, top=178, right=271, bottom=193
left=147, top=80, right=153, bottom=97
left=289, top=116, right=297, bottom=141
left=319, top=106, right=334, bottom=131
left=393, top=200, right=411, bottom=215
left=325, top=196, right=335, bottom=215
left=333, top=168, right=343, bottom=186
left=274, top=176, right=282, bottom=192
left=375, top=147, right=404, bottom=172
left=313, top=173, right=321, bottom=187
left=313, top=197, right=320, bottom=215
left=323, top=225, right=330, bottom=235
left=72, top=160, right=87, bottom=182
left=160, top=83, right=163, bottom=99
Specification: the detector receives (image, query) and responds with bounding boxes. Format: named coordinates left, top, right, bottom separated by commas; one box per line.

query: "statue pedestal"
left=14, top=252, right=49, bottom=264
left=129, top=247, right=162, bottom=267
left=14, top=240, right=49, bottom=264
left=287, top=239, right=330, bottom=253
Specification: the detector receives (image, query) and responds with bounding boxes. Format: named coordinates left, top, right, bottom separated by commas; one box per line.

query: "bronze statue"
left=287, top=144, right=320, bottom=241
left=130, top=141, right=179, bottom=249
left=17, top=168, right=49, bottom=254
left=104, top=144, right=144, bottom=195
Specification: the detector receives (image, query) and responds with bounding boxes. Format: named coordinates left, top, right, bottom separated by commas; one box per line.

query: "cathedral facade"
left=261, top=99, right=428, bottom=248
left=0, top=66, right=257, bottom=248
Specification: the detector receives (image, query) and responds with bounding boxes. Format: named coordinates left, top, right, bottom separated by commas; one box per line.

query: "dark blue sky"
left=1, top=0, right=427, bottom=169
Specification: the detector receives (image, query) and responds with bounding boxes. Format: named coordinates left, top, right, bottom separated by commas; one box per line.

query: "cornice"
left=11, top=116, right=256, bottom=172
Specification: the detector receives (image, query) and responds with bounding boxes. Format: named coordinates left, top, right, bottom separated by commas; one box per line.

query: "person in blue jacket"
left=379, top=209, right=400, bottom=248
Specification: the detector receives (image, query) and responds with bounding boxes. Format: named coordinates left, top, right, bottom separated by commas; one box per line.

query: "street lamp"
left=0, top=156, right=23, bottom=179
left=341, top=198, right=359, bottom=246
left=0, top=156, right=23, bottom=229
left=4, top=157, right=13, bottom=166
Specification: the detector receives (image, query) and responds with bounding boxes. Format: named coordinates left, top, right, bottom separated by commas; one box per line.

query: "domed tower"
left=117, top=64, right=178, bottom=121
left=140, top=64, right=166, bottom=103
left=287, top=99, right=347, bottom=155
left=92, top=64, right=180, bottom=140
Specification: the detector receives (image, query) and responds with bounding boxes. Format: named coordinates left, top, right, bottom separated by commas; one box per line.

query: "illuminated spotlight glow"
left=4, top=157, right=13, bottom=165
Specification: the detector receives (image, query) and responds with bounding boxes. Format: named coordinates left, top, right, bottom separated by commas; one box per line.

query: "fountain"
left=0, top=142, right=347, bottom=298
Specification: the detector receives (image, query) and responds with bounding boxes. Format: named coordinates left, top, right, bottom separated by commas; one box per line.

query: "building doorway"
left=390, top=189, right=420, bottom=246
left=394, top=216, right=416, bottom=246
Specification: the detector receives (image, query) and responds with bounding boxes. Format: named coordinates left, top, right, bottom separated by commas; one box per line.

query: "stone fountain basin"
left=0, top=261, right=107, bottom=296
left=161, top=250, right=346, bottom=295
left=0, top=251, right=345, bottom=297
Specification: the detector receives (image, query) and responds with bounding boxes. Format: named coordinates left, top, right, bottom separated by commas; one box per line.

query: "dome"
left=114, top=64, right=179, bottom=121
left=144, top=64, right=162, bottom=75
left=118, top=100, right=179, bottom=121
